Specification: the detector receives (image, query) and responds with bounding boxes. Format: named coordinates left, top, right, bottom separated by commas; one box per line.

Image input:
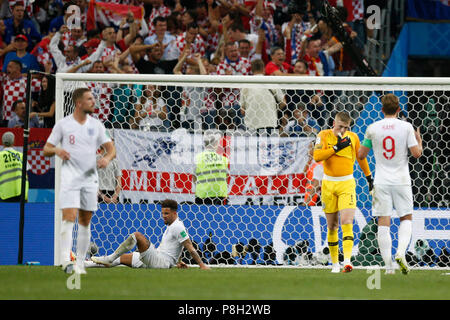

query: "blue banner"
left=407, top=0, right=450, bottom=21
left=383, top=22, right=450, bottom=76
left=1, top=203, right=449, bottom=266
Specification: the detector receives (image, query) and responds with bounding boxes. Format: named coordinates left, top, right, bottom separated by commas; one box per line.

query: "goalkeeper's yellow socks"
left=342, top=223, right=354, bottom=265
left=327, top=228, right=339, bottom=264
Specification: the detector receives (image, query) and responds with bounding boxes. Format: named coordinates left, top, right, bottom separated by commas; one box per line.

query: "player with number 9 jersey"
left=362, top=119, right=418, bottom=186
left=358, top=93, right=422, bottom=275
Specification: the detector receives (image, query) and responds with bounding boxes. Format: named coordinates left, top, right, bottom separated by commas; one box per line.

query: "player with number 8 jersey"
left=358, top=93, right=422, bottom=275
left=44, top=87, right=116, bottom=275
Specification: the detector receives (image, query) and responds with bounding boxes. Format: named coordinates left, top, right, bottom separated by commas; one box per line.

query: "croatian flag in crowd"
left=0, top=128, right=54, bottom=189
left=87, top=1, right=144, bottom=31
left=407, top=0, right=450, bottom=20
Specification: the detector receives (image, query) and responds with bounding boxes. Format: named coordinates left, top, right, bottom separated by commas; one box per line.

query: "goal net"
left=54, top=74, right=450, bottom=269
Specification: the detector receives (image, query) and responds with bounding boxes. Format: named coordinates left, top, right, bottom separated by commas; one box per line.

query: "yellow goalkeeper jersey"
left=313, top=129, right=371, bottom=178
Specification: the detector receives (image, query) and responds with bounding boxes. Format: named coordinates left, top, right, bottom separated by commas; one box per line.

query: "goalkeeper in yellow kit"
left=313, top=112, right=372, bottom=273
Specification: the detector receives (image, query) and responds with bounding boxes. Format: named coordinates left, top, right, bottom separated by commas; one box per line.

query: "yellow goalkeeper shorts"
left=321, top=175, right=356, bottom=214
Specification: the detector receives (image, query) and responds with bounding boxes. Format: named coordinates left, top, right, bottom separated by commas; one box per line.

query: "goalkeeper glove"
left=366, top=175, right=374, bottom=193
left=333, top=136, right=351, bottom=153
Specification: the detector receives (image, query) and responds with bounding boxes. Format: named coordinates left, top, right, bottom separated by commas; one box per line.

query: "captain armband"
left=361, top=138, right=372, bottom=149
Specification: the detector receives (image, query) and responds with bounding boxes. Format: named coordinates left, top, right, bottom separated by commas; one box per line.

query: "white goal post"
left=54, top=73, right=450, bottom=269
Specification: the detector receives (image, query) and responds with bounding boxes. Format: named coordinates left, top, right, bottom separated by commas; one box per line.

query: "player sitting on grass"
left=313, top=111, right=372, bottom=273
left=91, top=199, right=209, bottom=270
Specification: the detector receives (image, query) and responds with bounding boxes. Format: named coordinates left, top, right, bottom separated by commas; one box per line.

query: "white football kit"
left=140, top=218, right=190, bottom=268
left=364, top=118, right=418, bottom=217
left=47, top=114, right=111, bottom=211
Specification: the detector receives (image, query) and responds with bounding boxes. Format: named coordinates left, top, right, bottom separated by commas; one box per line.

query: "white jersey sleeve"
left=47, top=120, right=64, bottom=147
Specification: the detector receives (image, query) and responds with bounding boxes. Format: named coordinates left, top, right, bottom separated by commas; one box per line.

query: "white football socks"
left=109, top=233, right=137, bottom=262
left=76, top=224, right=91, bottom=266
left=60, top=220, right=74, bottom=264
left=377, top=225, right=392, bottom=269
left=110, top=257, right=121, bottom=267
left=397, top=220, right=412, bottom=258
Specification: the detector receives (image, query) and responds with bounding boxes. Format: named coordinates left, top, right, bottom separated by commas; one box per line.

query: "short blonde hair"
left=335, top=111, right=351, bottom=124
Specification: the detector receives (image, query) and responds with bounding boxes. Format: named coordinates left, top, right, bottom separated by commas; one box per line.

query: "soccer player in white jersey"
left=43, top=87, right=116, bottom=275
left=91, top=199, right=210, bottom=270
left=358, top=93, right=422, bottom=275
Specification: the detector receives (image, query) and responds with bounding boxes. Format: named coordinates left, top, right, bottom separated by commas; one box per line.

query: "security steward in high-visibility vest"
left=194, top=130, right=229, bottom=205
left=0, top=132, right=28, bottom=202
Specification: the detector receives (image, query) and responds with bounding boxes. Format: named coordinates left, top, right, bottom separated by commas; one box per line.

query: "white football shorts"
left=372, top=185, right=413, bottom=217
left=59, top=184, right=98, bottom=211
left=139, top=243, right=175, bottom=269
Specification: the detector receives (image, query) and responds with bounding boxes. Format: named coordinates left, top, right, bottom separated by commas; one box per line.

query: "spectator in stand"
left=166, top=11, right=183, bottom=36
left=130, top=42, right=173, bottom=74
left=83, top=60, right=114, bottom=124
left=293, top=59, right=309, bottom=75
left=194, top=2, right=210, bottom=38
left=116, top=13, right=138, bottom=52
left=265, top=46, right=294, bottom=76
left=216, top=41, right=252, bottom=130
left=130, top=84, right=167, bottom=131
left=250, top=0, right=278, bottom=59
left=228, top=23, right=259, bottom=57
left=8, top=100, right=40, bottom=128
left=281, top=7, right=311, bottom=65
left=174, top=22, right=205, bottom=69
left=49, top=25, right=106, bottom=73
left=284, top=103, right=320, bottom=137
left=81, top=38, right=101, bottom=60
left=1, top=60, right=40, bottom=124
left=301, top=37, right=332, bottom=76
left=143, top=16, right=178, bottom=71
left=0, top=20, right=13, bottom=71
left=49, top=1, right=78, bottom=33
left=180, top=9, right=197, bottom=32
left=30, top=74, right=55, bottom=129
left=2, top=34, right=40, bottom=74
left=4, top=3, right=41, bottom=49
left=100, top=26, right=123, bottom=68
left=174, top=48, right=208, bottom=130
left=216, top=41, right=252, bottom=76
left=147, top=0, right=172, bottom=36
left=61, top=25, right=87, bottom=54
left=240, top=59, right=286, bottom=135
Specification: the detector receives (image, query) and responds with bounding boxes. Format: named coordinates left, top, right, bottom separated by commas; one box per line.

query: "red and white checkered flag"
left=28, top=148, right=51, bottom=175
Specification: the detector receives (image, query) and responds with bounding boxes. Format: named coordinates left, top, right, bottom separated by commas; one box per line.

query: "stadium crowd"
left=0, top=0, right=373, bottom=135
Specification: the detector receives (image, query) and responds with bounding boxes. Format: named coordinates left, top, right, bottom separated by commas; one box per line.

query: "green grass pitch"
left=1, top=266, right=449, bottom=300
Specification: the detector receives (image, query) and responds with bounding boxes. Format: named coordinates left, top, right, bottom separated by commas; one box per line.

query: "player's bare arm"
left=358, top=145, right=370, bottom=160
left=97, top=141, right=116, bottom=169
left=43, top=142, right=70, bottom=160
left=182, top=238, right=210, bottom=270
left=410, top=126, right=423, bottom=158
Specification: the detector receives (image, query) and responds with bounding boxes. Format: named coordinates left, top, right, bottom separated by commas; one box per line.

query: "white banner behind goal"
left=54, top=74, right=450, bottom=269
